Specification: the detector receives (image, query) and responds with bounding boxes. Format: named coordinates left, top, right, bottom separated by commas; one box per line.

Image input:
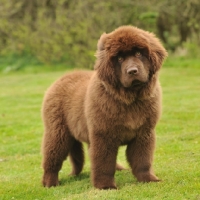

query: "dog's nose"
left=127, top=67, right=138, bottom=75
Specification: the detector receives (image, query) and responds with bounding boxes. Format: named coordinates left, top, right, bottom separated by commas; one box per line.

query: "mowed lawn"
left=0, top=67, right=200, bottom=200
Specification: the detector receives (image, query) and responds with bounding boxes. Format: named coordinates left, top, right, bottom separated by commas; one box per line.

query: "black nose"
left=127, top=67, right=138, bottom=75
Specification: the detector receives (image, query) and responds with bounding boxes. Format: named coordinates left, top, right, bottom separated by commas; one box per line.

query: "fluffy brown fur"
left=41, top=25, right=167, bottom=189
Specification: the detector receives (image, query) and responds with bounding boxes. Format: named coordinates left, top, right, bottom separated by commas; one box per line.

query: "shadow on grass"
left=59, top=172, right=91, bottom=190
left=56, top=172, right=92, bottom=194
left=115, top=169, right=138, bottom=189
left=59, top=169, right=141, bottom=191
left=60, top=172, right=90, bottom=185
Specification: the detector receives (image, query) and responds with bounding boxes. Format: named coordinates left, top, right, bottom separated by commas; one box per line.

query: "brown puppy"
left=41, top=26, right=167, bottom=189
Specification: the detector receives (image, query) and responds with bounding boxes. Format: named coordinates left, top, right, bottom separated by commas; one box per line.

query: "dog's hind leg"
left=69, top=140, right=84, bottom=176
left=41, top=100, right=75, bottom=187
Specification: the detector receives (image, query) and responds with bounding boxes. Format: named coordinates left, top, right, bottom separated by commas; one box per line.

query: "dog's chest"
left=114, top=103, right=148, bottom=143
left=126, top=111, right=145, bottom=129
left=116, top=125, right=137, bottom=144
left=120, top=102, right=148, bottom=129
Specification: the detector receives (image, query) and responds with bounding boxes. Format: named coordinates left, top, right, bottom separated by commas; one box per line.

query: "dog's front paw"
left=42, top=172, right=59, bottom=187
left=136, top=172, right=160, bottom=182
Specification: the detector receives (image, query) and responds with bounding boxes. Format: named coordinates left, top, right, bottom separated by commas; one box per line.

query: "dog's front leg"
left=126, top=129, right=160, bottom=182
left=90, top=132, right=119, bottom=189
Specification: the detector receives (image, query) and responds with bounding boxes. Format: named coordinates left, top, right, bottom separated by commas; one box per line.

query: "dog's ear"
left=95, top=33, right=118, bottom=87
left=146, top=33, right=168, bottom=74
left=97, top=33, right=107, bottom=51
left=94, top=33, right=107, bottom=70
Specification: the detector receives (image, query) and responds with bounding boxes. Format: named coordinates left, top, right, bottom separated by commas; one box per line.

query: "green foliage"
left=157, top=0, right=200, bottom=49
left=0, top=67, right=200, bottom=199
left=0, top=0, right=200, bottom=69
left=0, top=53, right=41, bottom=72
left=182, top=42, right=200, bottom=58
left=0, top=0, right=160, bottom=68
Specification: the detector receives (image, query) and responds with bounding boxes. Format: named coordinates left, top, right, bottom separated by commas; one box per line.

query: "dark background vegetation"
left=0, top=0, right=200, bottom=71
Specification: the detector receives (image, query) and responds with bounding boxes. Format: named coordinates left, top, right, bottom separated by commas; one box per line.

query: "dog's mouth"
left=131, top=80, right=146, bottom=87
left=121, top=79, right=147, bottom=89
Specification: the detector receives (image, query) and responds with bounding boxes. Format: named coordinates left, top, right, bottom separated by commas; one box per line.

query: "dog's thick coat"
left=42, top=26, right=167, bottom=189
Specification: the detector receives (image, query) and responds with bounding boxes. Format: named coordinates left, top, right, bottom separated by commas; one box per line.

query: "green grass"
left=0, top=66, right=200, bottom=200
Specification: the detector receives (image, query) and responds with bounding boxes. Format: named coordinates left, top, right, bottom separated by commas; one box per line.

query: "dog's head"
left=94, top=26, right=167, bottom=89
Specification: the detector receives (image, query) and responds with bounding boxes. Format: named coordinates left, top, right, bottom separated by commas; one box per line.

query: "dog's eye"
left=135, top=51, right=142, bottom=58
left=118, top=56, right=124, bottom=62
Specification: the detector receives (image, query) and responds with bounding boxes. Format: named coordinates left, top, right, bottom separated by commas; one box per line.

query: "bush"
left=1, top=0, right=200, bottom=69
left=0, top=0, right=159, bottom=68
